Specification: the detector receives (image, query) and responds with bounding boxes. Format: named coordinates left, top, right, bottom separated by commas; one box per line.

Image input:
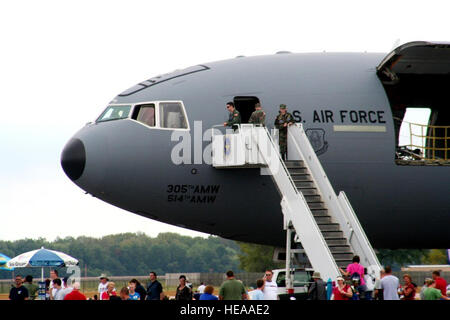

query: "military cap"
left=255, top=102, right=261, bottom=108
left=279, top=104, right=287, bottom=109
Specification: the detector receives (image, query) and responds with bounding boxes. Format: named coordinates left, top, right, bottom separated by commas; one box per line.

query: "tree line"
left=0, top=232, right=446, bottom=279
left=0, top=232, right=241, bottom=279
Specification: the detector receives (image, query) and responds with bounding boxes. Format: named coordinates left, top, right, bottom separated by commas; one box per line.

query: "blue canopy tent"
left=7, top=247, right=78, bottom=281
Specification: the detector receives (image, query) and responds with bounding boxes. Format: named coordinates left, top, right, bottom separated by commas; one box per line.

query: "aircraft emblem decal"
left=305, top=128, right=329, bottom=156
left=224, top=137, right=231, bottom=156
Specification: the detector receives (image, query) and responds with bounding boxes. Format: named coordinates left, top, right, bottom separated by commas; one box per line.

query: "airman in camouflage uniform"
left=248, top=102, right=266, bottom=126
left=274, top=104, right=295, bottom=160
left=223, top=101, right=241, bottom=131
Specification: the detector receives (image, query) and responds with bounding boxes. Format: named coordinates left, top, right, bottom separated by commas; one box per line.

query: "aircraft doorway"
left=377, top=42, right=450, bottom=165
left=234, top=96, right=260, bottom=123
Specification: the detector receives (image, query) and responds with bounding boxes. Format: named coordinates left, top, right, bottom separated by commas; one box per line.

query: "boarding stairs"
left=211, top=124, right=381, bottom=283
left=284, top=159, right=354, bottom=269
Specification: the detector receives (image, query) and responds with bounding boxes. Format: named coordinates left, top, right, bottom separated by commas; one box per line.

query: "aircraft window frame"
left=158, top=102, right=189, bottom=129
left=133, top=103, right=156, bottom=127
left=96, top=104, right=132, bottom=123
left=96, top=101, right=190, bottom=131
left=131, top=100, right=190, bottom=131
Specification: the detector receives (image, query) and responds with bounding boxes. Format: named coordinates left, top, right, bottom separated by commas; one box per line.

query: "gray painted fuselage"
left=64, top=52, right=450, bottom=248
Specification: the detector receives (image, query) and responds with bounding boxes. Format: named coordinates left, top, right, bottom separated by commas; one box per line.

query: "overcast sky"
left=1, top=0, right=448, bottom=241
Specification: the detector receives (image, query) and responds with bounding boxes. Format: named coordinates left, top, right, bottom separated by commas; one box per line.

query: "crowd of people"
left=326, top=255, right=450, bottom=301
left=96, top=270, right=279, bottom=301
left=8, top=260, right=450, bottom=301
left=8, top=270, right=88, bottom=301
left=93, top=264, right=449, bottom=301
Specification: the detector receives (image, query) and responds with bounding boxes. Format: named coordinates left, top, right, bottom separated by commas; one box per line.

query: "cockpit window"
left=97, top=105, right=131, bottom=122
left=96, top=101, right=189, bottom=130
left=159, top=102, right=188, bottom=129
left=133, top=104, right=155, bottom=127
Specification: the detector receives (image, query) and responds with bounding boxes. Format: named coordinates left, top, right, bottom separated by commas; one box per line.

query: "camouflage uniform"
left=249, top=110, right=266, bottom=126
left=248, top=103, right=266, bottom=126
left=225, top=108, right=241, bottom=130
left=274, top=104, right=295, bottom=160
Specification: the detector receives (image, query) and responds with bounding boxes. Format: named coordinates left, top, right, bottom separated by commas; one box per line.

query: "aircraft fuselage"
left=61, top=50, right=450, bottom=249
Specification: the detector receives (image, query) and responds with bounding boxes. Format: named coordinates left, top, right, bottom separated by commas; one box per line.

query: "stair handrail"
left=337, top=192, right=382, bottom=275
left=251, top=126, right=341, bottom=281
left=288, top=124, right=381, bottom=275
left=259, top=127, right=300, bottom=198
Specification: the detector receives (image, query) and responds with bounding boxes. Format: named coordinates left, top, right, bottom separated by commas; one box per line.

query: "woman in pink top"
left=339, top=255, right=365, bottom=286
left=339, top=255, right=367, bottom=299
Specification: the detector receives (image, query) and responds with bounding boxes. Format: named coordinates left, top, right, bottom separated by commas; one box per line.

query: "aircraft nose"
left=61, top=138, right=86, bottom=181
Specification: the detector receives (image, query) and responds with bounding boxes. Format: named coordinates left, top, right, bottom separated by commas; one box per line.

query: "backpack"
left=350, top=272, right=361, bottom=285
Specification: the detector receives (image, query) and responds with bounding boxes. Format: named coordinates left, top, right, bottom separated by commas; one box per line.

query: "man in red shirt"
left=432, top=270, right=447, bottom=296
left=64, top=282, right=87, bottom=300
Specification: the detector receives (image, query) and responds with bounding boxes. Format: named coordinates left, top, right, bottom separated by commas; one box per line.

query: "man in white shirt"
left=250, top=279, right=265, bottom=300
left=373, top=269, right=385, bottom=300
left=49, top=269, right=59, bottom=299
left=262, top=270, right=278, bottom=300
left=197, top=282, right=206, bottom=294
left=98, top=274, right=109, bottom=300
left=380, top=266, right=399, bottom=300
left=51, top=278, right=66, bottom=300
left=363, top=268, right=375, bottom=300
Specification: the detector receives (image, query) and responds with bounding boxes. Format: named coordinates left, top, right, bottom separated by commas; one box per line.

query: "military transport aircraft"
left=61, top=41, right=450, bottom=249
